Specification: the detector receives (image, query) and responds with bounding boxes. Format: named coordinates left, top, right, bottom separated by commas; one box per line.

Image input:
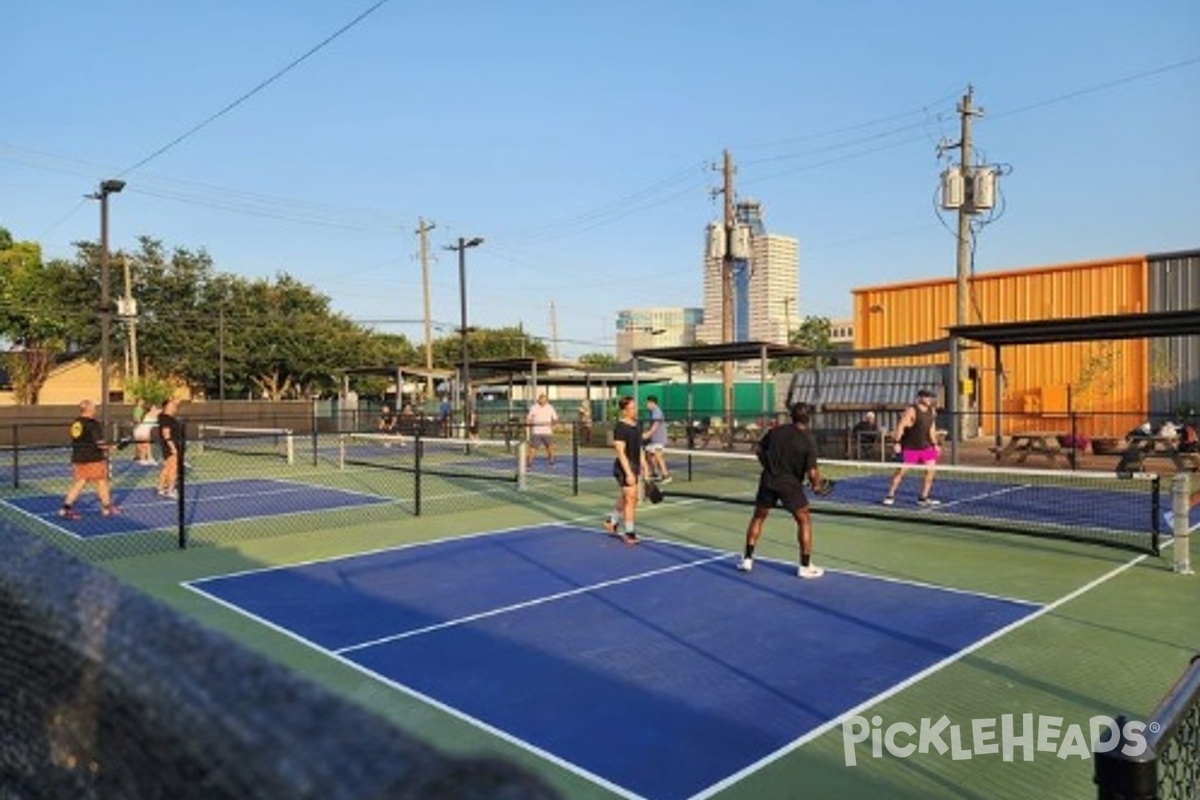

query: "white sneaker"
left=917, top=497, right=941, bottom=507
left=737, top=557, right=753, bottom=573
left=882, top=496, right=895, bottom=506
left=659, top=475, right=673, bottom=485
left=798, top=564, right=825, bottom=579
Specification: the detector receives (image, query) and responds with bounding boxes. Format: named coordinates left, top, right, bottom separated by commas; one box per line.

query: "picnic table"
left=1115, top=435, right=1200, bottom=473
left=992, top=431, right=1069, bottom=466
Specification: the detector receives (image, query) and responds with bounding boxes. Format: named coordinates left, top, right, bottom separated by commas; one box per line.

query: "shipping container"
left=1147, top=249, right=1200, bottom=417
left=852, top=255, right=1150, bottom=437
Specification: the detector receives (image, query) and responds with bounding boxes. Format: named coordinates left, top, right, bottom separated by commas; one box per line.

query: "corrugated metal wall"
left=1148, top=249, right=1200, bottom=415
left=853, top=256, right=1150, bottom=436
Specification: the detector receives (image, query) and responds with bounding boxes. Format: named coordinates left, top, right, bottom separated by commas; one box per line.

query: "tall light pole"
left=443, top=236, right=484, bottom=434
left=90, top=178, right=125, bottom=438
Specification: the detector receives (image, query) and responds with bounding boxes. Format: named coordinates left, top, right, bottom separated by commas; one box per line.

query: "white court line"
left=335, top=551, right=730, bottom=655
left=935, top=482, right=1032, bottom=510
left=182, top=515, right=1138, bottom=800
left=692, top=551, right=1150, bottom=800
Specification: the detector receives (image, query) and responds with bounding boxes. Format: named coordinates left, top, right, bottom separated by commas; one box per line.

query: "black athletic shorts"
left=754, top=475, right=809, bottom=513
left=612, top=461, right=642, bottom=488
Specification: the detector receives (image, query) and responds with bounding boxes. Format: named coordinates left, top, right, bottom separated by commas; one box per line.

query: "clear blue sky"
left=4, top=1, right=1197, bottom=358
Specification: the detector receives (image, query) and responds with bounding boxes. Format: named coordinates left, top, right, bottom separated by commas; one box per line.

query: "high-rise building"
left=697, top=199, right=798, bottom=346
left=614, top=307, right=702, bottom=361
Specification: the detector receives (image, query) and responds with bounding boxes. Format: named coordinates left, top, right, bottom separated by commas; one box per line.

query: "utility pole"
left=416, top=218, right=436, bottom=398
left=721, top=150, right=736, bottom=441
left=954, top=86, right=981, bottom=440
left=782, top=296, right=795, bottom=343
left=548, top=301, right=560, bottom=360
left=121, top=256, right=138, bottom=383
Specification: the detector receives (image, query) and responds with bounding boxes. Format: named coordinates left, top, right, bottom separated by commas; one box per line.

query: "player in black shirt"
left=156, top=399, right=183, bottom=498
left=60, top=399, right=119, bottom=519
left=603, top=395, right=648, bottom=545
left=738, top=404, right=826, bottom=579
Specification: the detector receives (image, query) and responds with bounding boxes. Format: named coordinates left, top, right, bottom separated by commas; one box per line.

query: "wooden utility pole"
left=954, top=87, right=980, bottom=439
left=549, top=301, right=560, bottom=360
left=721, top=150, right=736, bottom=440
left=416, top=218, right=436, bottom=397
left=121, top=256, right=138, bottom=382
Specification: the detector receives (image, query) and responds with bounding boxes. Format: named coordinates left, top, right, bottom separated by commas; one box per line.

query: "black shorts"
left=754, top=476, right=809, bottom=513
left=612, top=461, right=642, bottom=488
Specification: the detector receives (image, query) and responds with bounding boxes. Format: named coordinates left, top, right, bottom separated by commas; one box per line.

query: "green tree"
left=577, top=352, right=617, bottom=368
left=0, top=231, right=92, bottom=403
left=431, top=326, right=549, bottom=367
left=771, top=316, right=834, bottom=375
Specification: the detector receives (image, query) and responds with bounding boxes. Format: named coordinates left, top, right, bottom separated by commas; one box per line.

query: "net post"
left=1173, top=472, right=1193, bottom=575
left=414, top=433, right=423, bottom=516
left=517, top=441, right=527, bottom=491
left=195, top=422, right=206, bottom=455
left=11, top=423, right=18, bottom=489
left=337, top=433, right=346, bottom=470
left=177, top=426, right=188, bottom=549
left=284, top=429, right=295, bottom=465
left=571, top=420, right=579, bottom=496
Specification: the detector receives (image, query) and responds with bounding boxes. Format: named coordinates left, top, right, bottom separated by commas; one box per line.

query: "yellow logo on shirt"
left=70, top=421, right=83, bottom=439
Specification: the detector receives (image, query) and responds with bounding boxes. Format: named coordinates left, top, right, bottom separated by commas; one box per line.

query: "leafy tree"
left=0, top=230, right=92, bottom=403
left=577, top=352, right=617, bottom=368
left=431, top=326, right=549, bottom=367
left=771, top=316, right=834, bottom=375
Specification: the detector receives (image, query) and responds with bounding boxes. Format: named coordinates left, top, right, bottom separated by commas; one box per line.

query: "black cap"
left=917, top=389, right=934, bottom=398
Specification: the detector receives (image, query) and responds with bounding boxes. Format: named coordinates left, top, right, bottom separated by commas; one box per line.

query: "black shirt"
left=69, top=416, right=105, bottom=464
left=612, top=419, right=643, bottom=476
left=900, top=405, right=936, bottom=450
left=158, top=413, right=182, bottom=457
left=757, top=424, right=817, bottom=487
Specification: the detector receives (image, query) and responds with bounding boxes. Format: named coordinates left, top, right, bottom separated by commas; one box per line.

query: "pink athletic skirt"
left=902, top=446, right=939, bottom=465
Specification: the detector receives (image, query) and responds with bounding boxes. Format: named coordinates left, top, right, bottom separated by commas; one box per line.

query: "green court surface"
left=20, top=439, right=1195, bottom=800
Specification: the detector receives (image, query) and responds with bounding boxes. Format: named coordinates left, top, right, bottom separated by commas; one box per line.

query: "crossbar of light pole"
left=443, top=236, right=484, bottom=433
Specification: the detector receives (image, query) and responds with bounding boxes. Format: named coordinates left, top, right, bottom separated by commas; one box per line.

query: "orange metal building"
left=852, top=255, right=1149, bottom=437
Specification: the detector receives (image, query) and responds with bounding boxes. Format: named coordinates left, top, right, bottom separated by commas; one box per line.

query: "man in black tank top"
left=883, top=388, right=941, bottom=507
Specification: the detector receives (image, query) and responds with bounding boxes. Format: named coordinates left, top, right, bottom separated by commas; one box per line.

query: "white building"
left=614, top=307, right=701, bottom=361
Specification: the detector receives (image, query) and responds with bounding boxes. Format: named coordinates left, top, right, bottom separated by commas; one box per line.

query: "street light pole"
left=91, top=178, right=125, bottom=439
left=444, top=236, right=484, bottom=435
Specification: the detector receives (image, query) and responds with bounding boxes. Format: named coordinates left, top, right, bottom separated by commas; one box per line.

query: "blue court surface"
left=3, top=479, right=389, bottom=538
left=187, top=524, right=1041, bottom=800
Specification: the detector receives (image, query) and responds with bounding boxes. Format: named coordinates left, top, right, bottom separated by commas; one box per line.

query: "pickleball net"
left=658, top=447, right=1166, bottom=554
left=337, top=432, right=535, bottom=484
left=196, top=424, right=295, bottom=464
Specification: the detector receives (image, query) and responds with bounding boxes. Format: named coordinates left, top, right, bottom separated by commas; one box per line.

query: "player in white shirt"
left=526, top=393, right=559, bottom=467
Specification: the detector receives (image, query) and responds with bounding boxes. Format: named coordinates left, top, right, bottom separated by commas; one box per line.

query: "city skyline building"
left=614, top=307, right=702, bottom=361
left=697, top=199, right=799, bottom=347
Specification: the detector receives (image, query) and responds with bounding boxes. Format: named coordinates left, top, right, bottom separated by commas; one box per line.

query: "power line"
left=990, top=54, right=1200, bottom=120
left=119, top=0, right=397, bottom=176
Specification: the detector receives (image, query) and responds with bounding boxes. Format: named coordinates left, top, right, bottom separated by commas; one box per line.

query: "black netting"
left=0, top=522, right=561, bottom=800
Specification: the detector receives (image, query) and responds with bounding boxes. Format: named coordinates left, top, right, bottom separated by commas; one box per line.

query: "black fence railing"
left=1095, top=655, right=1200, bottom=800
